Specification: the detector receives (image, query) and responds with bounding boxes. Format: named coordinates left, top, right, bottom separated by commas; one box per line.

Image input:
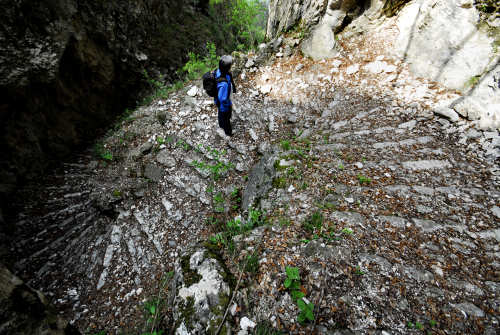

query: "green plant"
left=192, top=145, right=234, bottom=181
left=429, top=320, right=437, bottom=327
left=112, top=189, right=122, bottom=198
left=302, top=211, right=323, bottom=234
left=156, top=137, right=165, bottom=145
left=341, top=228, right=353, bottom=235
left=142, top=70, right=170, bottom=104
left=415, top=322, right=424, bottom=330
left=354, top=266, right=365, bottom=275
left=94, top=143, right=113, bottom=161
left=272, top=176, right=287, bottom=188
left=280, top=140, right=291, bottom=151
left=279, top=217, right=291, bottom=227
left=297, top=299, right=315, bottom=324
left=227, top=0, right=267, bottom=49
left=141, top=271, right=174, bottom=335
left=244, top=254, right=259, bottom=273
left=407, top=321, right=414, bottom=329
left=181, top=42, right=218, bottom=80
left=357, top=174, right=371, bottom=185
left=338, top=163, right=344, bottom=170
left=284, top=267, right=304, bottom=302
left=466, top=75, right=480, bottom=88
left=254, top=321, right=283, bottom=335
left=214, top=192, right=225, bottom=213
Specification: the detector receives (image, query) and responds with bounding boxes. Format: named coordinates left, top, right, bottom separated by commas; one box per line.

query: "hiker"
left=215, top=55, right=237, bottom=137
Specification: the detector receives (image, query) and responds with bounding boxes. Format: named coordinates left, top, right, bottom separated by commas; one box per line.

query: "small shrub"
left=357, top=174, right=371, bottom=185
left=302, top=211, right=323, bottom=234
left=280, top=140, right=291, bottom=151
left=341, top=227, right=353, bottom=235
left=272, top=177, right=287, bottom=188
left=244, top=254, right=259, bottom=273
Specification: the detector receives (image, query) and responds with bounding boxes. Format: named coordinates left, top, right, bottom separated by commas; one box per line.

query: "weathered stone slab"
left=402, top=160, right=451, bottom=170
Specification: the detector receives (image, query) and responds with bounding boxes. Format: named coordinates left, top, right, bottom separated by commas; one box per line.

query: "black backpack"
left=202, top=70, right=227, bottom=98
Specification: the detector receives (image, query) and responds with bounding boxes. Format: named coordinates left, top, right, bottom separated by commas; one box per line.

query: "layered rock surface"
left=6, top=36, right=499, bottom=333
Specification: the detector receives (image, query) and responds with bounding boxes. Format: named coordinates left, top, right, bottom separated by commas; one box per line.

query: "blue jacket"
left=215, top=69, right=232, bottom=113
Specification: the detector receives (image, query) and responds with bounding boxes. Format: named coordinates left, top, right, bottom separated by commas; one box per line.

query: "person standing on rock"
left=215, top=55, right=236, bottom=137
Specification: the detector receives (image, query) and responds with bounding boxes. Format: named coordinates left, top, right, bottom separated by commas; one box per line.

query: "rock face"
left=0, top=264, right=79, bottom=334
left=266, top=0, right=329, bottom=38
left=267, top=0, right=499, bottom=129
left=301, top=0, right=359, bottom=60
left=0, top=0, right=230, bottom=211
left=394, top=0, right=499, bottom=128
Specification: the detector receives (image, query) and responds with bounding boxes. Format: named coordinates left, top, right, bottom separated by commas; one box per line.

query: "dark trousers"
left=218, top=105, right=232, bottom=136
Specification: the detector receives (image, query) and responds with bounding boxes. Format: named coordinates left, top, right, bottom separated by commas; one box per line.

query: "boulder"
left=242, top=148, right=279, bottom=211
left=171, top=245, right=232, bottom=334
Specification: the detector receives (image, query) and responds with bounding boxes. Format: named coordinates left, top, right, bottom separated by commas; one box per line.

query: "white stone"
left=249, top=129, right=258, bottom=141
left=491, top=206, right=500, bottom=219
left=260, top=85, right=272, bottom=94
left=288, top=185, right=295, bottom=193
left=346, top=64, right=359, bottom=75
left=240, top=317, right=256, bottom=330
left=187, top=86, right=197, bottom=97
left=364, top=60, right=386, bottom=74
left=434, top=107, right=460, bottom=122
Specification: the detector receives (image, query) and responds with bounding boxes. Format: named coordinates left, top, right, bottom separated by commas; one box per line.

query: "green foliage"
left=94, top=143, right=113, bottom=161
left=466, top=75, right=481, bottom=88
left=283, top=267, right=315, bottom=324
left=279, top=217, right=291, bottom=227
left=191, top=145, right=234, bottom=180
left=142, top=70, right=171, bottom=104
left=182, top=42, right=218, bottom=80
left=272, top=176, right=287, bottom=188
left=357, top=174, right=371, bottom=185
left=284, top=266, right=301, bottom=292
left=429, top=320, right=437, bottom=327
left=354, top=266, right=365, bottom=275
left=297, top=299, right=315, bottom=324
left=214, top=192, right=225, bottom=213
left=302, top=211, right=323, bottom=234
left=415, top=322, right=424, bottom=330
left=228, top=0, right=267, bottom=49
left=244, top=254, right=259, bottom=273
left=341, top=228, right=353, bottom=235
left=280, top=140, right=291, bottom=151
left=254, top=321, right=283, bottom=335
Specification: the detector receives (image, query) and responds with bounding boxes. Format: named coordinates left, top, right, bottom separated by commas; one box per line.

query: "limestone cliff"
left=267, top=0, right=500, bottom=129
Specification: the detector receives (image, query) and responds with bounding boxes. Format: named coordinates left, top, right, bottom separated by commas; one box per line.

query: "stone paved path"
left=6, top=48, right=499, bottom=334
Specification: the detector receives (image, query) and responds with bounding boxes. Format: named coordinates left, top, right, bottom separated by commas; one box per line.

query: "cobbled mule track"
left=6, top=50, right=500, bottom=334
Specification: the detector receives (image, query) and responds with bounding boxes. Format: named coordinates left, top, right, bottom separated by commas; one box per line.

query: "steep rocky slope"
left=7, top=27, right=499, bottom=334
left=0, top=0, right=234, bottom=220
